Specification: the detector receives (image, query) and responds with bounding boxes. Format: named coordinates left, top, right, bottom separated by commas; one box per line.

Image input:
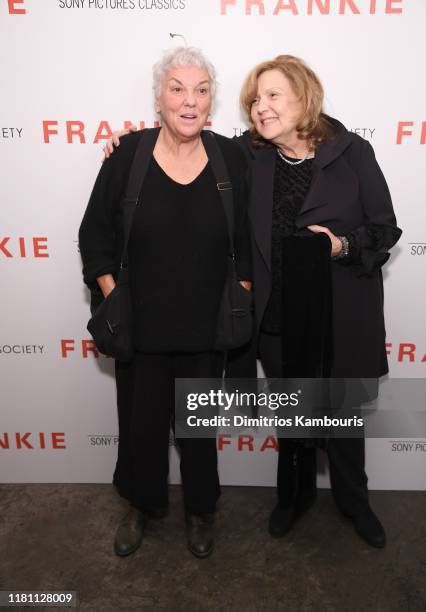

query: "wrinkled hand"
left=239, top=280, right=252, bottom=292
left=307, top=224, right=342, bottom=257
left=103, top=124, right=138, bottom=159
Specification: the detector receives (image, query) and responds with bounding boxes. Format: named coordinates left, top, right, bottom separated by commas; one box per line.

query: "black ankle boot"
left=351, top=507, right=386, bottom=548
left=114, top=506, right=147, bottom=557
left=185, top=513, right=215, bottom=558
left=269, top=503, right=298, bottom=538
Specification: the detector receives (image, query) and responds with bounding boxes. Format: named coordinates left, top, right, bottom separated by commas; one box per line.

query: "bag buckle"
left=217, top=182, right=232, bottom=191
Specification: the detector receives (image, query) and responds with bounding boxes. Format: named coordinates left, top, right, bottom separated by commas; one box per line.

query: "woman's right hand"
left=96, top=274, right=116, bottom=298
left=103, top=124, right=138, bottom=159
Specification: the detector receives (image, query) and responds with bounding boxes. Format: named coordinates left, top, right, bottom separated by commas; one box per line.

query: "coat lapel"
left=297, top=162, right=327, bottom=217
left=250, top=147, right=275, bottom=271
left=298, top=123, right=353, bottom=220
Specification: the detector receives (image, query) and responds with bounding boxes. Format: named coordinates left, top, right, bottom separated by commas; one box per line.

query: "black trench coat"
left=229, top=117, right=402, bottom=379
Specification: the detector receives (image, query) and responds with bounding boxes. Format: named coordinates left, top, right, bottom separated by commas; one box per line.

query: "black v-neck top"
left=127, top=157, right=228, bottom=352
left=79, top=129, right=252, bottom=354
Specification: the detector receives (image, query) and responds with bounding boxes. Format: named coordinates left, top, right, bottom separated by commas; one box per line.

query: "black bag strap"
left=200, top=130, right=235, bottom=257
left=119, top=127, right=161, bottom=271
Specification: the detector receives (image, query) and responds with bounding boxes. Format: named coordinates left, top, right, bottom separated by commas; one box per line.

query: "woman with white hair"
left=79, top=47, right=252, bottom=559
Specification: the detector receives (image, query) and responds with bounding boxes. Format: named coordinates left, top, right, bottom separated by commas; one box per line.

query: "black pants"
left=258, top=332, right=369, bottom=516
left=113, top=351, right=223, bottom=515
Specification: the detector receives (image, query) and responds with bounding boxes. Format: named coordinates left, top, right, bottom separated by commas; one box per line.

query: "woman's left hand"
left=307, top=224, right=342, bottom=257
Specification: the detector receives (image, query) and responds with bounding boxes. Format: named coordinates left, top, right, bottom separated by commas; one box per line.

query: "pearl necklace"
left=277, top=147, right=311, bottom=166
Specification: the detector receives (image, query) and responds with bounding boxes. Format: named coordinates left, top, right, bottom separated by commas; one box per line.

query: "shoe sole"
left=114, top=539, right=143, bottom=557
left=268, top=526, right=294, bottom=539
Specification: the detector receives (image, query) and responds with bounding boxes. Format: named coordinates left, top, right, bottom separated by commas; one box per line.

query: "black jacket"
left=229, top=117, right=402, bottom=378
left=79, top=128, right=252, bottom=294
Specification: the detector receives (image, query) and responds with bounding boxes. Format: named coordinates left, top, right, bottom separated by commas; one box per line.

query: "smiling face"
left=250, top=69, right=304, bottom=145
left=155, top=65, right=212, bottom=141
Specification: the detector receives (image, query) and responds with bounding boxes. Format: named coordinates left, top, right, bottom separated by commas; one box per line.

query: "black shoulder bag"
left=201, top=131, right=253, bottom=351
left=87, top=128, right=159, bottom=362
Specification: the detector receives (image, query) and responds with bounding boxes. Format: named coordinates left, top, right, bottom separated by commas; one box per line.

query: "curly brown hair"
left=240, top=54, right=335, bottom=148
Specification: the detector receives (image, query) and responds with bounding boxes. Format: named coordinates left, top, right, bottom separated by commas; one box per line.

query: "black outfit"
left=79, top=129, right=251, bottom=515
left=258, top=332, right=368, bottom=514
left=128, top=157, right=228, bottom=353
left=114, top=352, right=223, bottom=514
left=228, top=116, right=402, bottom=516
left=261, top=153, right=314, bottom=334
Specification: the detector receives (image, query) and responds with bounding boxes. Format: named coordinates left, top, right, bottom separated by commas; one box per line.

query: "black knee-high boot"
left=270, top=439, right=317, bottom=537
left=277, top=438, right=300, bottom=508
left=295, top=444, right=317, bottom=513
left=277, top=439, right=317, bottom=509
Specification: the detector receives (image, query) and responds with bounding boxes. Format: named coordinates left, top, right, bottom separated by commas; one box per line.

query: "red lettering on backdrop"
left=220, top=0, right=403, bottom=14
left=94, top=121, right=113, bottom=144
left=386, top=0, right=402, bottom=13
left=308, top=0, right=330, bottom=14
left=0, top=433, right=65, bottom=449
left=39, top=432, right=46, bottom=449
left=61, top=340, right=108, bottom=358
left=33, top=238, right=49, bottom=257
left=396, top=121, right=425, bottom=143
left=246, top=0, right=265, bottom=14
left=52, top=433, right=66, bottom=449
left=0, top=433, right=10, bottom=449
left=398, top=343, right=415, bottom=362
left=43, top=121, right=58, bottom=143
left=385, top=342, right=392, bottom=356
left=421, top=122, right=426, bottom=145
left=260, top=436, right=278, bottom=452
left=19, top=237, right=26, bottom=257
left=220, top=0, right=236, bottom=13
left=82, top=339, right=99, bottom=359
left=339, top=0, right=360, bottom=14
left=66, top=121, right=85, bottom=144
left=124, top=121, right=139, bottom=130
left=217, top=434, right=232, bottom=450
left=238, top=435, right=254, bottom=451
left=16, top=432, right=33, bottom=449
left=61, top=339, right=75, bottom=358
left=0, top=237, right=49, bottom=257
left=120, top=120, right=161, bottom=131
left=0, top=238, right=12, bottom=257
left=8, top=0, right=25, bottom=14
left=274, top=0, right=298, bottom=14
left=396, top=121, right=413, bottom=143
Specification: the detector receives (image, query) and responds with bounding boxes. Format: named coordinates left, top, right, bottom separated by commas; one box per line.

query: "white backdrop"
left=1, top=0, right=425, bottom=490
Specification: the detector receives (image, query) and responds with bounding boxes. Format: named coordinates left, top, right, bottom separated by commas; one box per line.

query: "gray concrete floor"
left=1, top=485, right=425, bottom=612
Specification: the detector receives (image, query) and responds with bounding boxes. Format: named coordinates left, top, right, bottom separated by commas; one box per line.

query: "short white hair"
left=152, top=46, right=217, bottom=104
